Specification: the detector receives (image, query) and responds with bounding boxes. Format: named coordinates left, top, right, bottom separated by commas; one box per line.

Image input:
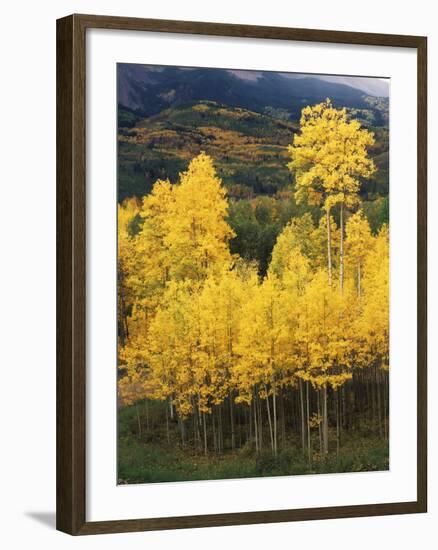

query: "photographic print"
left=116, top=64, right=390, bottom=485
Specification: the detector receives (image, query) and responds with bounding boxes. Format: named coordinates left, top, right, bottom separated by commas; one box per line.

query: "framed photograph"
left=56, top=14, right=427, bottom=535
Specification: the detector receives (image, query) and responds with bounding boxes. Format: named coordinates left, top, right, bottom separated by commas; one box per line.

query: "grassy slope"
left=118, top=401, right=389, bottom=484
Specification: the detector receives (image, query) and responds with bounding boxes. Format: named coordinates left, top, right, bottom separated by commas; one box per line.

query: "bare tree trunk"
left=203, top=412, right=208, bottom=456
left=165, top=403, right=170, bottom=444
left=118, top=270, right=129, bottom=346
left=218, top=404, right=223, bottom=453
left=273, top=384, right=278, bottom=456
left=229, top=391, right=236, bottom=450
left=178, top=415, right=185, bottom=447
left=144, top=400, right=149, bottom=431
left=340, top=202, right=344, bottom=293
left=248, top=403, right=252, bottom=442
left=264, top=387, right=274, bottom=455
left=383, top=372, right=389, bottom=441
left=194, top=406, right=201, bottom=448
left=322, top=384, right=328, bottom=454
left=336, top=390, right=340, bottom=458
left=279, top=388, right=286, bottom=447
left=299, top=378, right=306, bottom=454
left=306, top=381, right=311, bottom=465
left=326, top=208, right=333, bottom=286
left=253, top=396, right=259, bottom=454
left=376, top=367, right=383, bottom=439
left=357, top=262, right=361, bottom=297
left=370, top=371, right=376, bottom=429
left=257, top=395, right=263, bottom=450
left=136, top=403, right=142, bottom=439
left=317, top=389, right=323, bottom=453
left=342, top=385, right=347, bottom=430
left=212, top=408, right=217, bottom=452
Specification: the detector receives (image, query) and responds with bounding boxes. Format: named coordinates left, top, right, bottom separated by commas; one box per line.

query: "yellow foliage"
left=288, top=99, right=375, bottom=212
left=117, top=144, right=388, bottom=418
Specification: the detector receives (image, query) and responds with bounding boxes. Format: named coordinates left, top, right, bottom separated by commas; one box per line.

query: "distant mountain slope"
left=118, top=100, right=388, bottom=203
left=117, top=65, right=389, bottom=123
left=118, top=101, right=296, bottom=201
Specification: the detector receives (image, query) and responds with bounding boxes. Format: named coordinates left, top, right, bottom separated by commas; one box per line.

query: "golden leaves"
left=118, top=126, right=389, bottom=417
left=288, top=98, right=376, bottom=212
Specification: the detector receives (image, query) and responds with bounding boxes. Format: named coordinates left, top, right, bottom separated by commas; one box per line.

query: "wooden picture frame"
left=56, top=13, right=427, bottom=535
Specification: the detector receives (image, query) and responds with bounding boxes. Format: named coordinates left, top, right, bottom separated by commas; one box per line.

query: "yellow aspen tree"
left=288, top=99, right=376, bottom=290
left=164, top=152, right=235, bottom=282
left=118, top=198, right=140, bottom=347
left=273, top=241, right=312, bottom=457
left=355, top=225, right=389, bottom=370
left=145, top=280, right=202, bottom=418
left=234, top=273, right=287, bottom=456
left=131, top=179, right=175, bottom=318
left=297, top=270, right=355, bottom=454
left=345, top=209, right=373, bottom=297
left=197, top=267, right=247, bottom=450
left=269, top=213, right=316, bottom=277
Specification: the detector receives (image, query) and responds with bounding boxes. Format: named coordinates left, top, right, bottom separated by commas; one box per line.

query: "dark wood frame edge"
left=56, top=13, right=427, bottom=536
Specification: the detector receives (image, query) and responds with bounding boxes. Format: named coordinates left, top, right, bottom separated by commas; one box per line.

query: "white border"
left=86, top=28, right=417, bottom=522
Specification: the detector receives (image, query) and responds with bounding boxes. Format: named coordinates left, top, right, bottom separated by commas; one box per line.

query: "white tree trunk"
left=340, top=202, right=344, bottom=293
left=326, top=208, right=333, bottom=286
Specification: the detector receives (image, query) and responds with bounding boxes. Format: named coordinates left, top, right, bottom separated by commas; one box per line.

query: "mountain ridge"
left=118, top=65, right=389, bottom=123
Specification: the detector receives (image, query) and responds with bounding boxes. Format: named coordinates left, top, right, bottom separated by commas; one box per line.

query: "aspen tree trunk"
left=357, top=262, right=361, bottom=297
left=383, top=372, right=389, bottom=441
left=336, top=390, right=340, bottom=458
left=179, top=416, right=185, bottom=447
left=192, top=414, right=197, bottom=447
left=376, top=368, right=383, bottom=439
left=229, top=391, right=236, bottom=450
left=326, top=208, right=333, bottom=286
left=323, top=384, right=329, bottom=454
left=306, top=381, right=312, bottom=465
left=218, top=404, right=223, bottom=453
left=279, top=389, right=286, bottom=447
left=340, top=202, right=344, bottom=293
left=317, top=390, right=323, bottom=453
left=195, top=407, right=201, bottom=448
left=257, top=396, right=263, bottom=450
left=253, top=396, right=259, bottom=454
left=203, top=412, right=208, bottom=456
left=273, top=384, right=278, bottom=456
left=264, top=387, right=274, bottom=455
left=144, top=400, right=149, bottom=431
left=165, top=404, right=170, bottom=443
left=136, top=403, right=142, bottom=439
left=370, top=372, right=377, bottom=428
left=118, top=270, right=129, bottom=346
left=342, top=385, right=347, bottom=430
left=212, top=409, right=217, bottom=452
left=299, top=378, right=306, bottom=454
left=248, top=405, right=252, bottom=441
left=365, top=378, right=372, bottom=423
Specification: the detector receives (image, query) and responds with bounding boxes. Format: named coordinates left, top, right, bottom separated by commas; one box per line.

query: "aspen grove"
left=118, top=100, right=389, bottom=469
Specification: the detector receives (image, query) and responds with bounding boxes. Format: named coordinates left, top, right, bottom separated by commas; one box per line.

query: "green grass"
left=117, top=401, right=389, bottom=485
